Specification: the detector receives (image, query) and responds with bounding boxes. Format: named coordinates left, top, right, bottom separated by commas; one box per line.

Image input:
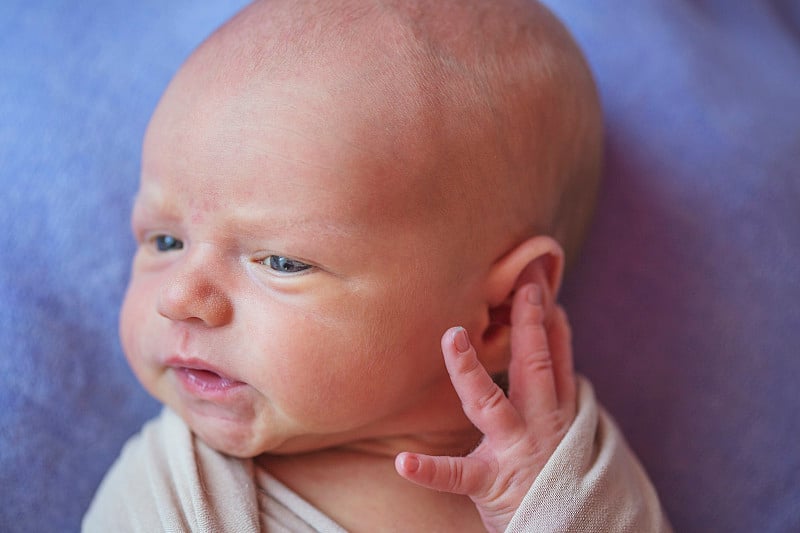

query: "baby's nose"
left=157, top=254, right=233, bottom=327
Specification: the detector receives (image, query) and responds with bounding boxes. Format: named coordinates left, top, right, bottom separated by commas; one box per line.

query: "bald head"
left=157, top=0, right=602, bottom=269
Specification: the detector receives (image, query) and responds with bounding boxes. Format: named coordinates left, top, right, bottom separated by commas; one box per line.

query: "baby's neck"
left=258, top=444, right=485, bottom=532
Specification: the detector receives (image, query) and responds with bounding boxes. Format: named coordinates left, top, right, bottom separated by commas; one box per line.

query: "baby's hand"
left=395, top=284, right=577, bottom=533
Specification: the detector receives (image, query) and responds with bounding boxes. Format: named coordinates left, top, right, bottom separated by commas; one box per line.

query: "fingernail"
left=528, top=284, right=542, bottom=304
left=402, top=454, right=420, bottom=473
left=453, top=327, right=470, bottom=353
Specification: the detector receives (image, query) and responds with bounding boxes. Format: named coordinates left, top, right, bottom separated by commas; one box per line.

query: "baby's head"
left=120, top=0, right=601, bottom=458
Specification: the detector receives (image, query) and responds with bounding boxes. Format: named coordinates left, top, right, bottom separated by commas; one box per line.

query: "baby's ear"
left=487, top=235, right=565, bottom=315
left=477, top=236, right=565, bottom=371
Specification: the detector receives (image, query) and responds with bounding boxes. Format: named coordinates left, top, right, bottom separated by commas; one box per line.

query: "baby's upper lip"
left=165, top=356, right=243, bottom=383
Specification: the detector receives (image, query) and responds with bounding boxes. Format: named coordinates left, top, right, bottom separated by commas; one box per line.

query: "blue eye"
left=266, top=255, right=312, bottom=274
left=154, top=235, right=184, bottom=252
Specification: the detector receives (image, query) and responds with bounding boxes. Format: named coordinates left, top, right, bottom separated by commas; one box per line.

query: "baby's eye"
left=153, top=234, right=184, bottom=252
left=264, top=255, right=312, bottom=274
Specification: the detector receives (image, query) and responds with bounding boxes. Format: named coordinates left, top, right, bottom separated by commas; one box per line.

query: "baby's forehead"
left=153, top=0, right=591, bottom=260
left=166, top=6, right=487, bottom=176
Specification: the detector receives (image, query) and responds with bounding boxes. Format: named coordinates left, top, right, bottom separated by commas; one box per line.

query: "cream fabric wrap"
left=505, top=378, right=672, bottom=532
left=83, top=378, right=671, bottom=532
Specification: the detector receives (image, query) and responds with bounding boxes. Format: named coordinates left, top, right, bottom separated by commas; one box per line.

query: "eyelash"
left=149, top=234, right=312, bottom=275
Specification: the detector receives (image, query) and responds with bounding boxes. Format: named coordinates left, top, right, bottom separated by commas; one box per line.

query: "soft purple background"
left=1, top=1, right=798, bottom=531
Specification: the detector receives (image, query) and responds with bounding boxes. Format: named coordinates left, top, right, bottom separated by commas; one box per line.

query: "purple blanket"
left=1, top=1, right=798, bottom=530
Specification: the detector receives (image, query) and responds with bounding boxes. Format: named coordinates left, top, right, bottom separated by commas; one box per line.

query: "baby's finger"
left=442, top=327, right=523, bottom=441
left=395, top=452, right=491, bottom=497
left=508, top=284, right=559, bottom=418
left=549, top=305, right=577, bottom=410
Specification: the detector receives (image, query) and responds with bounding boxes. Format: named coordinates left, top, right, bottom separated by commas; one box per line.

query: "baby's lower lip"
left=174, top=367, right=246, bottom=395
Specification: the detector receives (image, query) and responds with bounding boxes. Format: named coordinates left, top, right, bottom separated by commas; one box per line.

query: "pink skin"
left=396, top=283, right=577, bottom=532
left=120, top=66, right=492, bottom=459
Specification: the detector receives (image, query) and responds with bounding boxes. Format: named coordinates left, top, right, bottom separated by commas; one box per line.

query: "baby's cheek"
left=118, top=286, right=142, bottom=360
left=262, top=318, right=393, bottom=428
left=119, top=279, right=162, bottom=388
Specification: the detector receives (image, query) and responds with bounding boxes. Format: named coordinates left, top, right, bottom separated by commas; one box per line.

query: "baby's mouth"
left=177, top=367, right=243, bottom=392
left=167, top=358, right=246, bottom=396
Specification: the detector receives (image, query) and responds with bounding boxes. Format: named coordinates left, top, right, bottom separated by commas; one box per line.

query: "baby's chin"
left=165, top=396, right=274, bottom=458
left=184, top=412, right=376, bottom=459
left=183, top=412, right=338, bottom=459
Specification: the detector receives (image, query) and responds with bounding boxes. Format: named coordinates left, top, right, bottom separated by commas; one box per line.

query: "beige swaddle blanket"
left=83, top=378, right=671, bottom=532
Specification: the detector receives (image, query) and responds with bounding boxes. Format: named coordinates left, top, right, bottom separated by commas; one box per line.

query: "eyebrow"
left=229, top=209, right=357, bottom=241
left=132, top=189, right=357, bottom=241
left=132, top=185, right=177, bottom=210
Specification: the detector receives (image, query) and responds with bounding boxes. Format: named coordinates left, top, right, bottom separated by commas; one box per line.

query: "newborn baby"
left=84, top=0, right=670, bottom=531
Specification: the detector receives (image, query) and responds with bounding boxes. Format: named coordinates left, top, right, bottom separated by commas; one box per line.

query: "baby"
left=84, top=0, right=670, bottom=531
